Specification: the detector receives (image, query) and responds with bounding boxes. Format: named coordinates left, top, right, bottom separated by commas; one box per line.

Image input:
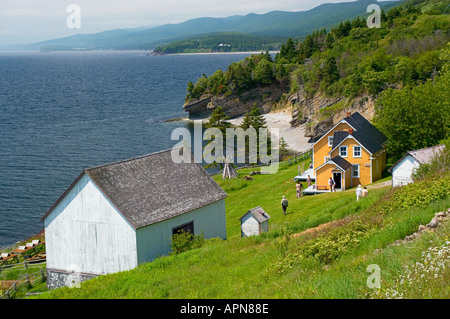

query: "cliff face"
left=182, top=83, right=287, bottom=119
left=291, top=92, right=377, bottom=141
left=182, top=84, right=376, bottom=142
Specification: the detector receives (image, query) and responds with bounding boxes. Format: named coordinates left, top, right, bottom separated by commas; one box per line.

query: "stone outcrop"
left=181, top=82, right=377, bottom=142
left=390, top=208, right=449, bottom=247
left=182, top=83, right=287, bottom=120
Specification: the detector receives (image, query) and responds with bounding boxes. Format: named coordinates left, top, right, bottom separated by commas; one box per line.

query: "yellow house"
left=312, top=112, right=387, bottom=191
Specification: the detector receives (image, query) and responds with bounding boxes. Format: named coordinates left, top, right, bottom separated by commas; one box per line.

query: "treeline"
left=186, top=51, right=276, bottom=100
left=154, top=32, right=285, bottom=54
left=186, top=1, right=449, bottom=102
left=185, top=0, right=449, bottom=160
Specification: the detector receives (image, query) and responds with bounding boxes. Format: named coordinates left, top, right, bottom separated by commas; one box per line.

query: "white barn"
left=240, top=206, right=271, bottom=237
left=42, top=149, right=227, bottom=289
left=389, top=144, right=445, bottom=187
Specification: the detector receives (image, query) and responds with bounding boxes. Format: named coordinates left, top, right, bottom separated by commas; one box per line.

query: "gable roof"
left=315, top=155, right=353, bottom=172
left=42, top=149, right=227, bottom=229
left=314, top=112, right=387, bottom=152
left=240, top=206, right=271, bottom=224
left=329, top=115, right=388, bottom=155
left=389, top=144, right=446, bottom=172
left=408, top=144, right=445, bottom=164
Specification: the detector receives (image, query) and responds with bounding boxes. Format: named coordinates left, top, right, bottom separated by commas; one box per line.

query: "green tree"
left=322, top=56, right=340, bottom=86
left=254, top=58, right=275, bottom=85
left=207, top=105, right=230, bottom=128
left=373, top=71, right=450, bottom=160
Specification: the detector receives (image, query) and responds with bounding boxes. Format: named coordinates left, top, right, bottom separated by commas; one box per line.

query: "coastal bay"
left=0, top=51, right=253, bottom=247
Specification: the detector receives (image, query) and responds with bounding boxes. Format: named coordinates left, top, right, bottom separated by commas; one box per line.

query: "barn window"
left=172, top=221, right=194, bottom=236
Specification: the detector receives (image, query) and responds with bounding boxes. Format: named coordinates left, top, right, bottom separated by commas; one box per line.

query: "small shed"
left=240, top=206, right=271, bottom=237
left=389, top=145, right=445, bottom=187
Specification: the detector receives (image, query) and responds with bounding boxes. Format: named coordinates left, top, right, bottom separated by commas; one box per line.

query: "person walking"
left=356, top=185, right=363, bottom=201
left=362, top=186, right=368, bottom=198
left=328, top=177, right=335, bottom=192
left=296, top=182, right=303, bottom=198
left=307, top=175, right=312, bottom=187
left=281, top=195, right=289, bottom=215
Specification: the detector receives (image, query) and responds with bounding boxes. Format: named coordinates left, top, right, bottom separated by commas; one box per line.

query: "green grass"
left=34, top=162, right=449, bottom=299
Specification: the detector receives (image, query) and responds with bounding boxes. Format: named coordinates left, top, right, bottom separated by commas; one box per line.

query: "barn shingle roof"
left=42, top=149, right=227, bottom=229
left=240, top=206, right=270, bottom=223
left=388, top=144, right=446, bottom=172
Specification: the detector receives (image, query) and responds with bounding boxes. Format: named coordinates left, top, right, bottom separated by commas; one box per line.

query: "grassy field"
left=33, top=160, right=449, bottom=299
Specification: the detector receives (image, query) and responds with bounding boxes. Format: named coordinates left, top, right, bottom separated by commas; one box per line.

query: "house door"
left=333, top=172, right=342, bottom=189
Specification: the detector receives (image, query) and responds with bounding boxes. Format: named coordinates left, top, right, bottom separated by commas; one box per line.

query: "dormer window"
left=328, top=136, right=333, bottom=147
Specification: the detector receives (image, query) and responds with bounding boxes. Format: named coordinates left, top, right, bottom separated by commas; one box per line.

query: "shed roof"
left=389, top=144, right=446, bottom=172
left=240, top=206, right=271, bottom=224
left=42, top=148, right=227, bottom=229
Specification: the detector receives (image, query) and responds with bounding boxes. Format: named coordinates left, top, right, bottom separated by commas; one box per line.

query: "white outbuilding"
left=42, top=149, right=227, bottom=289
left=389, top=144, right=445, bottom=187
left=240, top=206, right=271, bottom=237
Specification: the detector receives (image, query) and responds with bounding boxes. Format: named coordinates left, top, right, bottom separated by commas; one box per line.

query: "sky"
left=1, top=0, right=361, bottom=46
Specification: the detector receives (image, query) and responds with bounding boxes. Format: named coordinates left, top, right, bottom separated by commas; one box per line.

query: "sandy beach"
left=228, top=111, right=313, bottom=154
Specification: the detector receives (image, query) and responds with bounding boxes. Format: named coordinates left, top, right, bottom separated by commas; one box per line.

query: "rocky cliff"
left=182, top=83, right=287, bottom=120
left=182, top=84, right=377, bottom=142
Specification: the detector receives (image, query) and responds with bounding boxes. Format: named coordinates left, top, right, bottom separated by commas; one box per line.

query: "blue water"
left=0, top=51, right=251, bottom=247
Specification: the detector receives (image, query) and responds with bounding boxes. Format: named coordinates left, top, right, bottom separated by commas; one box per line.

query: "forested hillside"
left=153, top=32, right=285, bottom=54
left=184, top=0, right=449, bottom=161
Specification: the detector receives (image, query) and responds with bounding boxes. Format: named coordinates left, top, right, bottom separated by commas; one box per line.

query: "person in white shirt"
left=356, top=185, right=363, bottom=201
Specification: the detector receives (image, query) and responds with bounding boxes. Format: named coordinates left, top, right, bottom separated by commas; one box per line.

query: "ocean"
left=0, top=51, right=252, bottom=247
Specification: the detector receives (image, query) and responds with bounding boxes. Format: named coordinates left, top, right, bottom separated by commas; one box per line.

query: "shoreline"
left=165, top=110, right=313, bottom=154
left=228, top=110, right=313, bottom=154
left=166, top=50, right=280, bottom=56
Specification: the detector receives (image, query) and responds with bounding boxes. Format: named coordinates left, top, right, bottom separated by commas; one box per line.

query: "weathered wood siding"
left=135, top=199, right=226, bottom=264
left=391, top=155, right=418, bottom=187
left=260, top=220, right=269, bottom=233
left=240, top=214, right=260, bottom=237
left=44, top=174, right=138, bottom=276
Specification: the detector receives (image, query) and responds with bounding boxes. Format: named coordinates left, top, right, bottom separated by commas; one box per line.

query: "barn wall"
left=260, top=220, right=269, bottom=233
left=44, top=174, right=138, bottom=278
left=392, top=155, right=419, bottom=187
left=241, top=214, right=260, bottom=237
left=135, top=199, right=226, bottom=264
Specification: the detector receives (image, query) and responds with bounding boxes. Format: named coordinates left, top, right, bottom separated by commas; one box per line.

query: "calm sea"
left=0, top=51, right=251, bottom=247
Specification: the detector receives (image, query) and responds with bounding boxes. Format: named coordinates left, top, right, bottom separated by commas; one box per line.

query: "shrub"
left=170, top=230, right=205, bottom=255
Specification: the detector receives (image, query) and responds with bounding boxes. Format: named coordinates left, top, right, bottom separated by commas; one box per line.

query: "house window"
left=324, top=156, right=331, bottom=163
left=328, top=136, right=333, bottom=147
left=172, top=221, right=194, bottom=236
left=353, top=146, right=361, bottom=158
left=340, top=146, right=348, bottom=157
left=352, top=164, right=360, bottom=178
